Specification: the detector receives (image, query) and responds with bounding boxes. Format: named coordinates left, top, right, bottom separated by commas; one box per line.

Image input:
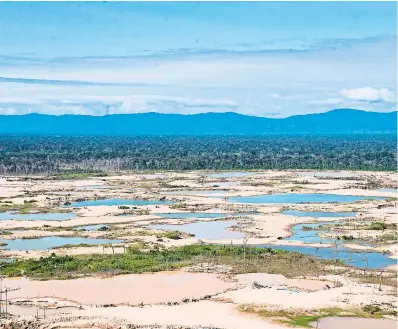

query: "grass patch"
left=53, top=171, right=107, bottom=180
left=238, top=305, right=390, bottom=328
left=0, top=244, right=344, bottom=280
left=365, top=222, right=388, bottom=231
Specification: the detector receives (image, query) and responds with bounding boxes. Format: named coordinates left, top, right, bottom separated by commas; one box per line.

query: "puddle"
left=0, top=237, right=122, bottom=251
left=281, top=210, right=356, bottom=218
left=149, top=220, right=245, bottom=240
left=229, top=193, right=384, bottom=204
left=0, top=211, right=76, bottom=221
left=204, top=182, right=239, bottom=188
left=376, top=188, right=398, bottom=193
left=207, top=172, right=253, bottom=178
left=76, top=224, right=110, bottom=231
left=67, top=198, right=172, bottom=207
left=79, top=185, right=114, bottom=190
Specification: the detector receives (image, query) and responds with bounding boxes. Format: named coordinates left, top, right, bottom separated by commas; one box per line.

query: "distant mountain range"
left=0, top=109, right=396, bottom=135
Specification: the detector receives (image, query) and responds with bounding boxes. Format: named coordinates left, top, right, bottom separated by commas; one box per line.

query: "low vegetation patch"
left=238, top=305, right=393, bottom=328
left=53, top=171, right=108, bottom=180
left=0, top=244, right=342, bottom=280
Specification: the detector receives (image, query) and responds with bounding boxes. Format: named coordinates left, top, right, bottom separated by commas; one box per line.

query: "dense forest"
left=0, top=135, right=395, bottom=174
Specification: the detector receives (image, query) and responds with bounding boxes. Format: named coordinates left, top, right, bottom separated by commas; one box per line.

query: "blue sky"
left=0, top=1, right=396, bottom=117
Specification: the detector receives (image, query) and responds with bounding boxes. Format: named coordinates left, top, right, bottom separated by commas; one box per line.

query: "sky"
left=0, top=1, right=396, bottom=117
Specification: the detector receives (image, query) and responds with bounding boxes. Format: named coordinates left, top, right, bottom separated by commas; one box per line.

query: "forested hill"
left=0, top=109, right=396, bottom=135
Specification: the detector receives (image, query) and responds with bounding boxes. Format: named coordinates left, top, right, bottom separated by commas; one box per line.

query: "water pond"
left=149, top=220, right=245, bottom=240
left=260, top=221, right=395, bottom=269
left=76, top=224, right=110, bottom=231
left=281, top=210, right=356, bottom=218
left=0, top=211, right=76, bottom=221
left=376, top=188, right=398, bottom=193
left=67, top=198, right=172, bottom=207
left=259, top=243, right=395, bottom=269
left=229, top=193, right=384, bottom=204
left=0, top=236, right=122, bottom=251
left=79, top=185, right=114, bottom=190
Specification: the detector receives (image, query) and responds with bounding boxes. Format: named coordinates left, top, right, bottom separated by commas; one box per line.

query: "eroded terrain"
left=0, top=170, right=397, bottom=328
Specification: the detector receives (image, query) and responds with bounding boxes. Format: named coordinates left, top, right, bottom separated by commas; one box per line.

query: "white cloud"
left=0, top=36, right=395, bottom=117
left=340, top=87, right=396, bottom=103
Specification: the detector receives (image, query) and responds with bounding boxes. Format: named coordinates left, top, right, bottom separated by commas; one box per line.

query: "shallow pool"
left=149, top=220, right=245, bottom=240
left=0, top=211, right=76, bottom=221
left=67, top=198, right=172, bottom=207
left=376, top=188, right=398, bottom=193
left=229, top=193, right=384, bottom=204
left=79, top=185, right=114, bottom=190
left=281, top=210, right=357, bottom=218
left=258, top=244, right=395, bottom=269
left=76, top=224, right=110, bottom=231
left=0, top=236, right=122, bottom=251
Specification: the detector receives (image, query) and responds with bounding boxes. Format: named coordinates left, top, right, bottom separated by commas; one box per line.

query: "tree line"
left=0, top=135, right=395, bottom=174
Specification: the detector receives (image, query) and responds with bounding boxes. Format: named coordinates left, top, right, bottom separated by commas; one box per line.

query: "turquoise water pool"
left=0, top=236, right=122, bottom=251
left=0, top=211, right=76, bottom=221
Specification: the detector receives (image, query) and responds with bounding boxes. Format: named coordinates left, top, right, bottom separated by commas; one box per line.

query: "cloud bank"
left=0, top=35, right=396, bottom=117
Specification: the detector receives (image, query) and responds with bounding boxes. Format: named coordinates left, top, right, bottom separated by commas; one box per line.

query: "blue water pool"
left=229, top=193, right=384, bottom=204
left=376, top=188, right=398, bottom=193
left=76, top=224, right=110, bottom=231
left=258, top=244, right=396, bottom=269
left=0, top=236, right=122, bottom=251
left=0, top=211, right=76, bottom=221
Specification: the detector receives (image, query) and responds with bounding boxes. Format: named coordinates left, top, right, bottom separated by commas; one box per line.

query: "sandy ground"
left=4, top=271, right=234, bottom=306
left=1, top=170, right=397, bottom=328
left=314, top=317, right=397, bottom=329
